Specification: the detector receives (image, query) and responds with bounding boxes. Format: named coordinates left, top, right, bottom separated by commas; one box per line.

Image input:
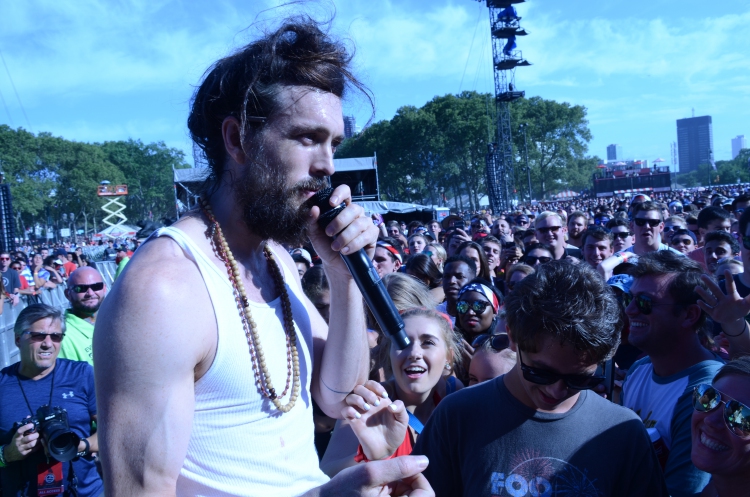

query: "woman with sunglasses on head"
left=320, top=308, right=462, bottom=475
left=690, top=357, right=750, bottom=497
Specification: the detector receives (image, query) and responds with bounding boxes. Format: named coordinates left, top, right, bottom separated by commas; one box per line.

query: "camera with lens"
left=14, top=405, right=81, bottom=462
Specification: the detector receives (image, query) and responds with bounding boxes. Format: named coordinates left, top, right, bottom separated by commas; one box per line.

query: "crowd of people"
left=2, top=16, right=750, bottom=497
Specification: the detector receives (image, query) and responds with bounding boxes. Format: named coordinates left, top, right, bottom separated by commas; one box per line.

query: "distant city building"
left=732, top=135, right=747, bottom=159
left=677, top=115, right=713, bottom=173
left=343, top=115, right=357, bottom=139
left=606, top=144, right=623, bottom=161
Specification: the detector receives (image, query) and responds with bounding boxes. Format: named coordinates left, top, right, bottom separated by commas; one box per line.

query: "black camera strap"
left=16, top=362, right=56, bottom=417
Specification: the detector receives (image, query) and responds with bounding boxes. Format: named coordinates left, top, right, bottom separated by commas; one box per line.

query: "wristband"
left=724, top=320, right=749, bottom=338
left=76, top=438, right=90, bottom=458
left=0, top=445, right=7, bottom=468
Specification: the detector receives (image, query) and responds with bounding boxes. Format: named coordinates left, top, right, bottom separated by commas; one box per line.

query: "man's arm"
left=93, top=238, right=214, bottom=496
left=304, top=187, right=378, bottom=418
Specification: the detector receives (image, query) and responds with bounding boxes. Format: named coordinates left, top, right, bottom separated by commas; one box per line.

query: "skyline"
left=0, top=0, right=748, bottom=171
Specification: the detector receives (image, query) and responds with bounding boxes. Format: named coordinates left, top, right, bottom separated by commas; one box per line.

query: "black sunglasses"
left=71, top=282, right=105, bottom=293
left=537, top=226, right=562, bottom=234
left=693, top=384, right=750, bottom=437
left=663, top=226, right=682, bottom=232
left=634, top=218, right=661, bottom=228
left=471, top=333, right=510, bottom=351
left=671, top=237, right=693, bottom=246
left=525, top=256, right=552, bottom=265
left=622, top=293, right=680, bottom=315
left=21, top=331, right=65, bottom=343
left=456, top=299, right=491, bottom=315
left=518, top=350, right=605, bottom=390
left=612, top=231, right=632, bottom=240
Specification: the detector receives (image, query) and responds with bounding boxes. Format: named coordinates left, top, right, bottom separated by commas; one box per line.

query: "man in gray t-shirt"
left=413, top=261, right=668, bottom=497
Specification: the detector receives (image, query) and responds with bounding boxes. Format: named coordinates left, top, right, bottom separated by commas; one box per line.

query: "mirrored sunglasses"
left=693, top=384, right=750, bottom=437
left=456, top=300, right=491, bottom=315
left=622, top=293, right=680, bottom=315
left=671, top=237, right=693, bottom=246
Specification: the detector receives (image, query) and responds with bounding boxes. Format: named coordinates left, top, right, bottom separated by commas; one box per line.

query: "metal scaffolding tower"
left=477, top=0, right=530, bottom=212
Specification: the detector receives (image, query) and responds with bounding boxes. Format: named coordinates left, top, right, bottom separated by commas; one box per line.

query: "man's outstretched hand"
left=313, top=455, right=434, bottom=497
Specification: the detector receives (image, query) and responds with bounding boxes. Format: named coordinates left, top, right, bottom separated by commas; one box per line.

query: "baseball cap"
left=290, top=248, right=312, bottom=266
left=607, top=274, right=633, bottom=294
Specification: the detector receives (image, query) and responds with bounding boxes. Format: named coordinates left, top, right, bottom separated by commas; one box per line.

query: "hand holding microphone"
left=311, top=188, right=411, bottom=350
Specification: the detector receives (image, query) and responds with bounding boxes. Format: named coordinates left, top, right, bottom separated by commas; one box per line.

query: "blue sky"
left=0, top=0, right=748, bottom=170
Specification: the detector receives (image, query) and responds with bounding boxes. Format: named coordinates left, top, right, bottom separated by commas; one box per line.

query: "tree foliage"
left=675, top=149, right=750, bottom=188
left=0, top=125, right=190, bottom=236
left=336, top=92, right=595, bottom=205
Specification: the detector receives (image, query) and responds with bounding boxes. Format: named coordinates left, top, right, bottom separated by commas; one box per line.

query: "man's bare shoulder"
left=98, top=221, right=217, bottom=368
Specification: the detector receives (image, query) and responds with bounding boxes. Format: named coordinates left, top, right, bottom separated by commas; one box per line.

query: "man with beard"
left=93, top=19, right=432, bottom=497
left=566, top=211, right=587, bottom=249
left=59, top=267, right=106, bottom=366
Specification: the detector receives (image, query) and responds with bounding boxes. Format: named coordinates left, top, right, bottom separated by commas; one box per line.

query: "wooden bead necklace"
left=200, top=198, right=300, bottom=413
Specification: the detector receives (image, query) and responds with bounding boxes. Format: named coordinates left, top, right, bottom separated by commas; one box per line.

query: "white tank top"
left=153, top=227, right=328, bottom=496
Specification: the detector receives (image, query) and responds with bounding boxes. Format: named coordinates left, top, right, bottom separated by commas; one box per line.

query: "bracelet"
left=0, top=445, right=7, bottom=468
left=76, top=438, right=90, bottom=458
left=724, top=320, right=749, bottom=338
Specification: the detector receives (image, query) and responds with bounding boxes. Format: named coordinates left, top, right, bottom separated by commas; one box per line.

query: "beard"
left=234, top=156, right=329, bottom=247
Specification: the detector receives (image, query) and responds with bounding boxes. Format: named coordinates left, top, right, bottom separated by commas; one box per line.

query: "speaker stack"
left=0, top=184, right=16, bottom=253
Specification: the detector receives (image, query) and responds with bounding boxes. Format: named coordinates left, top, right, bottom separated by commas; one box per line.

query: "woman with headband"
left=454, top=279, right=503, bottom=383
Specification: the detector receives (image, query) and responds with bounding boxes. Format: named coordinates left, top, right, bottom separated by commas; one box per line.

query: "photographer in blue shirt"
left=0, top=304, right=102, bottom=497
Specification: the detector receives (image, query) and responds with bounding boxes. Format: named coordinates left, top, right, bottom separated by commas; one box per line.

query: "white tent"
left=94, top=224, right=139, bottom=239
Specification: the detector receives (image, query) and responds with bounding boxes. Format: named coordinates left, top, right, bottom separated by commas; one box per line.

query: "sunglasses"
left=0, top=257, right=10, bottom=261
left=516, top=220, right=529, bottom=225
left=634, top=218, right=661, bottom=228
left=456, top=299, right=492, bottom=315
left=525, top=256, right=552, bottom=265
left=21, top=331, right=65, bottom=343
left=693, top=384, right=750, bottom=437
left=71, top=282, right=105, bottom=293
left=663, top=226, right=682, bottom=232
left=537, top=226, right=562, bottom=234
left=518, top=350, right=605, bottom=390
left=622, top=293, right=681, bottom=315
left=671, top=237, right=693, bottom=246
left=471, top=333, right=510, bottom=351
left=612, top=232, right=632, bottom=240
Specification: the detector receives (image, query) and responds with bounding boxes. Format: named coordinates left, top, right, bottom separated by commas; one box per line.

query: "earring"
left=444, top=363, right=451, bottom=371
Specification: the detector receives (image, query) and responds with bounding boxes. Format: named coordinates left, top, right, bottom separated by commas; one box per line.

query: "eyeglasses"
left=634, top=218, right=661, bottom=228
left=537, top=226, right=561, bottom=234
left=622, top=293, right=680, bottom=315
left=612, top=232, right=632, bottom=240
left=663, top=226, right=682, bottom=232
left=518, top=350, right=605, bottom=390
left=693, top=384, right=750, bottom=437
left=456, top=299, right=492, bottom=315
left=21, top=331, right=65, bottom=343
left=471, top=333, right=510, bottom=351
left=70, top=282, right=105, bottom=293
left=524, top=256, right=552, bottom=265
left=741, top=234, right=750, bottom=251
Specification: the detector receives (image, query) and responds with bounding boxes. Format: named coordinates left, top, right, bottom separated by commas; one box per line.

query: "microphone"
left=312, top=188, right=411, bottom=350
